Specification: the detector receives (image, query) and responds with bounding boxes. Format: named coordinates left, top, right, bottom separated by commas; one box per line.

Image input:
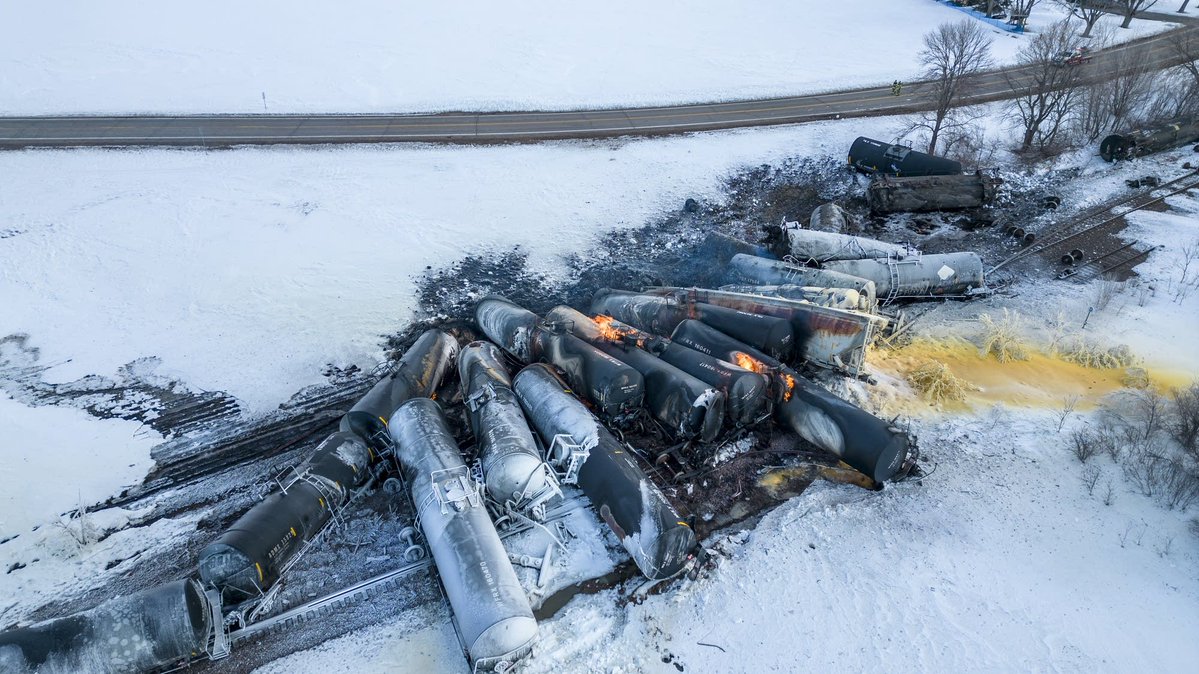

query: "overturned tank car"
left=459, top=341, right=560, bottom=513
left=545, top=305, right=727, bottom=442
left=389, top=398, right=539, bottom=671
left=0, top=580, right=219, bottom=674
left=670, top=320, right=914, bottom=483
left=1100, top=117, right=1199, bottom=162
left=513, top=363, right=698, bottom=579
left=848, top=136, right=963, bottom=177
left=199, top=329, right=459, bottom=602
left=866, top=172, right=1001, bottom=213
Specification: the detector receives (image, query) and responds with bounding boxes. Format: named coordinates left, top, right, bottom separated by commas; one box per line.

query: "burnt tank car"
left=866, top=172, right=1001, bottom=213
left=670, top=320, right=913, bottom=482
left=513, top=363, right=697, bottom=580
left=0, top=579, right=216, bottom=674
left=589, top=289, right=797, bottom=362
left=554, top=310, right=770, bottom=427
left=544, top=305, right=727, bottom=442
left=1100, top=117, right=1199, bottom=161
left=475, top=295, right=645, bottom=419
left=848, top=137, right=962, bottom=177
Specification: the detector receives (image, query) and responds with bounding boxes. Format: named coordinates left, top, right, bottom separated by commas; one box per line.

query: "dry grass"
left=1060, top=338, right=1136, bottom=369
left=977, top=309, right=1030, bottom=363
left=907, top=361, right=975, bottom=403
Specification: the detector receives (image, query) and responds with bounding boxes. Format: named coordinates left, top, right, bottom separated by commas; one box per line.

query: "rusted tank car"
left=866, top=172, right=1001, bottom=213
left=1100, top=117, right=1199, bottom=161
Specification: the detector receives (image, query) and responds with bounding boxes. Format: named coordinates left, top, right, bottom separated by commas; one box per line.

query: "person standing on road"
left=891, top=80, right=902, bottom=96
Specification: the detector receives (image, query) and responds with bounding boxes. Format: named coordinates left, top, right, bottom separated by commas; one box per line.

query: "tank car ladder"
left=204, top=588, right=232, bottom=661
left=882, top=249, right=921, bottom=306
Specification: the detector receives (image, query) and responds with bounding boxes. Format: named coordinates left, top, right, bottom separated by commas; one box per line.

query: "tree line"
left=912, top=0, right=1195, bottom=159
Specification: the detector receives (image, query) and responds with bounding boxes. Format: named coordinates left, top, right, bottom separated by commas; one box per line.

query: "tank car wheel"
left=383, top=477, right=403, bottom=495
left=398, top=525, right=419, bottom=544
left=403, top=544, right=426, bottom=562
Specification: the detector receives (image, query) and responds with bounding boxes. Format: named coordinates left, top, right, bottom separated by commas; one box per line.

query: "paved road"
left=0, top=26, right=1193, bottom=149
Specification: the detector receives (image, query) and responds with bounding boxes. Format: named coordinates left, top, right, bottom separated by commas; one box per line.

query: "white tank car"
left=458, top=341, right=559, bottom=514
left=821, top=251, right=985, bottom=299
left=785, top=229, right=909, bottom=263
left=729, top=254, right=878, bottom=309
left=389, top=398, right=538, bottom=671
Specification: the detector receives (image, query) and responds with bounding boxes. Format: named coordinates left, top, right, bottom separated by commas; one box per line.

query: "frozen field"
left=0, top=0, right=1175, bottom=115
left=0, top=119, right=898, bottom=418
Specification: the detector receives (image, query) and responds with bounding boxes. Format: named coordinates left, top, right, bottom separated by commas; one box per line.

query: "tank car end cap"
left=469, top=616, right=539, bottom=669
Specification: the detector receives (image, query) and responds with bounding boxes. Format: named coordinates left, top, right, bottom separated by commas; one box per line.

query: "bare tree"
left=1055, top=0, right=1111, bottom=37
left=1010, top=0, right=1042, bottom=29
left=1171, top=28, right=1199, bottom=86
left=1106, top=45, right=1156, bottom=127
left=916, top=21, right=995, bottom=155
left=1006, top=20, right=1086, bottom=151
left=1113, top=0, right=1160, bottom=27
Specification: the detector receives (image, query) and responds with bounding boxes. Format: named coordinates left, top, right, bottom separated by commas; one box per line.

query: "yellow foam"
left=872, top=337, right=1190, bottom=414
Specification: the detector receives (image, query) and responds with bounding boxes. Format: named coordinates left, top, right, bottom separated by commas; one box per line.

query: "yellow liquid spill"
left=872, top=337, right=1192, bottom=414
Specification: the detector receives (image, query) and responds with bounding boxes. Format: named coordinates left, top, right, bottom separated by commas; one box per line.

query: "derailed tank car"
left=200, top=329, right=458, bottom=601
left=587, top=289, right=797, bottom=362
left=389, top=398, right=538, bottom=671
left=670, top=320, right=914, bottom=483
left=458, top=341, right=559, bottom=512
left=1100, top=117, right=1199, bottom=161
left=0, top=579, right=217, bottom=674
left=728, top=254, right=878, bottom=308
left=545, top=305, right=727, bottom=442
left=198, top=431, right=374, bottom=599
left=513, top=363, right=697, bottom=580
left=866, top=172, right=1001, bottom=213
left=475, top=295, right=645, bottom=419
left=848, top=136, right=963, bottom=176
left=821, top=252, right=986, bottom=300
left=339, top=329, right=460, bottom=447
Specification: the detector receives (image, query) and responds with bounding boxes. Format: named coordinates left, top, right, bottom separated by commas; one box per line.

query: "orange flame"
left=732, top=352, right=770, bottom=374
left=781, top=373, right=797, bottom=402
left=593, top=315, right=644, bottom=346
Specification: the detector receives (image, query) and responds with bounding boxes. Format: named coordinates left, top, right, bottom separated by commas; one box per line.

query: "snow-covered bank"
left=521, top=409, right=1199, bottom=674
left=0, top=0, right=1173, bottom=115
left=0, top=392, right=157, bottom=537
left=0, top=119, right=897, bottom=415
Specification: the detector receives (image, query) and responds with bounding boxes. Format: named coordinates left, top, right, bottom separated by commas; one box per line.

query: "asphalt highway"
left=0, top=25, right=1193, bottom=149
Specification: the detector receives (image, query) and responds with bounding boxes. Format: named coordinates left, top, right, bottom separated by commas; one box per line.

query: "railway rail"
left=989, top=170, right=1199, bottom=275
left=225, top=500, right=584, bottom=646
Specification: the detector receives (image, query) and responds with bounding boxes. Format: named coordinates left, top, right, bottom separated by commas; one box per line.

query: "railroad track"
left=1057, top=241, right=1158, bottom=282
left=227, top=500, right=586, bottom=646
left=989, top=170, right=1199, bottom=275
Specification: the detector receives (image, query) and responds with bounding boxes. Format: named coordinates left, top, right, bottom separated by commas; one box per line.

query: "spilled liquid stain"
left=871, top=337, right=1191, bottom=414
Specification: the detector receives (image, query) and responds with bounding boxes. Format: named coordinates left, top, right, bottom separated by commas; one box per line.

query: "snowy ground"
left=3, top=111, right=1198, bottom=673
left=0, top=392, right=157, bottom=536
left=0, top=118, right=905, bottom=419
left=0, top=0, right=1175, bottom=115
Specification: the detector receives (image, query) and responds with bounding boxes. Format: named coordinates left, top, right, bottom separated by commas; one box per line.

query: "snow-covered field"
left=0, top=393, right=157, bottom=536
left=0, top=119, right=899, bottom=418
left=0, top=0, right=1175, bottom=115
left=3, top=19, right=1199, bottom=665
